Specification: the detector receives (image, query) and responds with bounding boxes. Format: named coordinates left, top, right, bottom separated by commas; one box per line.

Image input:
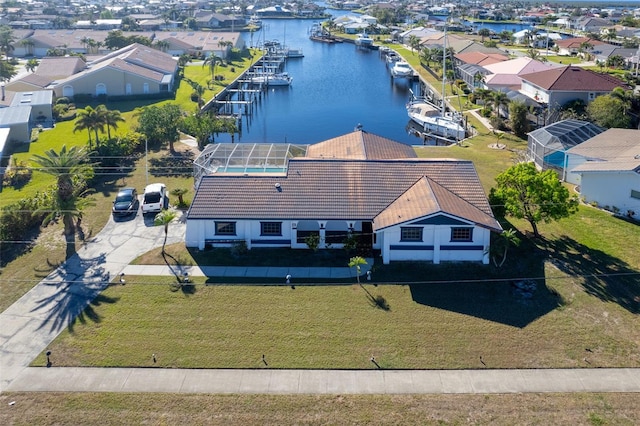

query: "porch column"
left=291, top=221, right=298, bottom=247
left=318, top=221, right=327, bottom=248
left=433, top=228, right=441, bottom=264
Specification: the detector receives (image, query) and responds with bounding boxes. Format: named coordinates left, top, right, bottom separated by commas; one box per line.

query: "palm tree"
left=25, top=58, right=39, bottom=72
left=154, top=209, right=178, bottom=255
left=578, top=41, right=594, bottom=60
left=0, top=26, right=15, bottom=59
left=102, top=107, right=124, bottom=139
left=31, top=145, right=94, bottom=238
left=203, top=53, right=223, bottom=83
left=348, top=256, right=368, bottom=284
left=73, top=106, right=106, bottom=148
left=488, top=229, right=521, bottom=268
left=492, top=91, right=510, bottom=119
left=419, top=47, right=434, bottom=68
left=478, top=28, right=491, bottom=43
left=170, top=188, right=188, bottom=208
left=526, top=48, right=542, bottom=61
left=19, top=38, right=34, bottom=56
left=408, top=35, right=420, bottom=53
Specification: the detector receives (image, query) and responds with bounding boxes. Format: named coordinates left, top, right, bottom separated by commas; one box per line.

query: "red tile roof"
left=521, top=65, right=628, bottom=91
left=188, top=159, right=501, bottom=231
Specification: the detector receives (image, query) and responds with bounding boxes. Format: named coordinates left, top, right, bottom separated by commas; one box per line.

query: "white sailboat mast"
left=441, top=25, right=446, bottom=117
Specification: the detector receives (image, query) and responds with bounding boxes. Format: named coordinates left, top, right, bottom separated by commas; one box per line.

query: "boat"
left=355, top=32, right=374, bottom=48
left=390, top=61, right=413, bottom=78
left=406, top=26, right=466, bottom=141
left=250, top=72, right=293, bottom=86
left=385, top=51, right=400, bottom=67
left=286, top=47, right=304, bottom=58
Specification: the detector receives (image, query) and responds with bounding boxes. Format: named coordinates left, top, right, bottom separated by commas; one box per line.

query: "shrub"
left=304, top=233, right=320, bottom=251
left=2, top=158, right=32, bottom=188
left=231, top=240, right=248, bottom=257
left=55, top=97, right=71, bottom=105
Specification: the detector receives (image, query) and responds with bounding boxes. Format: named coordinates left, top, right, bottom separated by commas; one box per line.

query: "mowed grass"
left=33, top=254, right=640, bottom=370
left=2, top=392, right=640, bottom=425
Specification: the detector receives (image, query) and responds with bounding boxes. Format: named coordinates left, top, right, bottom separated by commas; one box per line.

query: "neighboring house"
left=10, top=90, right=53, bottom=128
left=519, top=65, right=629, bottom=108
left=153, top=31, right=241, bottom=58
left=186, top=130, right=502, bottom=264
left=554, top=37, right=606, bottom=57
left=482, top=57, right=556, bottom=92
left=75, top=19, right=122, bottom=30
left=592, top=45, right=639, bottom=67
left=6, top=56, right=86, bottom=92
left=576, top=17, right=612, bottom=33
left=50, top=43, right=178, bottom=99
left=527, top=119, right=605, bottom=175
left=566, top=129, right=640, bottom=218
left=0, top=103, right=33, bottom=144
left=255, top=5, right=293, bottom=17
left=454, top=52, right=508, bottom=89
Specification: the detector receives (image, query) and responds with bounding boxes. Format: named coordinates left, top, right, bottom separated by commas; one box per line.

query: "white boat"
left=250, top=72, right=293, bottom=86
left=355, top=33, right=374, bottom=48
left=406, top=27, right=465, bottom=141
left=385, top=52, right=400, bottom=67
left=390, top=61, right=413, bottom=78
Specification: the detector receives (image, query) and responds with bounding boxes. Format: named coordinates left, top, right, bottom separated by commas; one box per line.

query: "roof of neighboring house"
left=483, top=57, right=554, bottom=76
left=521, top=65, right=629, bottom=91
left=32, top=56, right=86, bottom=78
left=153, top=31, right=241, bottom=52
left=188, top=158, right=501, bottom=232
left=454, top=51, right=508, bottom=66
left=10, top=90, right=52, bottom=107
left=0, top=106, right=31, bottom=126
left=554, top=37, right=606, bottom=50
left=306, top=130, right=417, bottom=160
left=52, top=43, right=177, bottom=88
left=567, top=129, right=640, bottom=173
left=27, top=30, right=155, bottom=50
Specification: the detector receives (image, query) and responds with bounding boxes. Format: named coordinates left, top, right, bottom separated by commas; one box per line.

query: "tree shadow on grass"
left=537, top=235, right=639, bottom=314
left=31, top=252, right=119, bottom=333
left=148, top=151, right=194, bottom=178
left=406, top=231, right=563, bottom=328
left=162, top=251, right=197, bottom=296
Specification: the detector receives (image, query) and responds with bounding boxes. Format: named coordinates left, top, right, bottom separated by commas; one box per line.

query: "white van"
left=142, top=183, right=166, bottom=214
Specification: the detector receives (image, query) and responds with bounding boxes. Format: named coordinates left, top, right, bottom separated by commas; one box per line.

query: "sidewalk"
left=6, top=367, right=640, bottom=394
left=121, top=260, right=373, bottom=280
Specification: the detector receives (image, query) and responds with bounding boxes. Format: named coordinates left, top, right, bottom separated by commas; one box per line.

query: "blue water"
left=214, top=17, right=425, bottom=145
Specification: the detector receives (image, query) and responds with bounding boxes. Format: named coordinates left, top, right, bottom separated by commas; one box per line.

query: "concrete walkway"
left=121, top=262, right=372, bottom=280
left=6, top=367, right=640, bottom=394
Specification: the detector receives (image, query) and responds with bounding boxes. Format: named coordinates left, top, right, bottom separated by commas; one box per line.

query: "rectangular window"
left=215, top=221, right=236, bottom=235
left=400, top=227, right=423, bottom=242
left=260, top=222, right=282, bottom=236
left=451, top=227, right=473, bottom=242
left=631, top=190, right=640, bottom=200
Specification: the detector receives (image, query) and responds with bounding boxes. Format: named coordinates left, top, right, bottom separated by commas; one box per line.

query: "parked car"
left=112, top=187, right=139, bottom=216
left=142, top=183, right=167, bottom=214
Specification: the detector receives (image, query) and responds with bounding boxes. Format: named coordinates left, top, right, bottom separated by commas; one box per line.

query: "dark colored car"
left=112, top=187, right=139, bottom=216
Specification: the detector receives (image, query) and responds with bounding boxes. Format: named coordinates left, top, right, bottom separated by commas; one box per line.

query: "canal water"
left=216, top=16, right=425, bottom=145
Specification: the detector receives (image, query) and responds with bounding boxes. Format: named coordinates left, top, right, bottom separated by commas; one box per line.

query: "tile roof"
left=305, top=130, right=417, bottom=160
left=568, top=129, right=640, bottom=173
left=454, top=51, right=508, bottom=66
left=483, top=57, right=555, bottom=75
left=555, top=37, right=606, bottom=49
left=373, top=176, right=500, bottom=231
left=521, top=65, right=629, bottom=91
left=188, top=158, right=501, bottom=231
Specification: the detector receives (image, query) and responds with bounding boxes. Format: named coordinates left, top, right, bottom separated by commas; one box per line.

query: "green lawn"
left=3, top=392, right=639, bottom=425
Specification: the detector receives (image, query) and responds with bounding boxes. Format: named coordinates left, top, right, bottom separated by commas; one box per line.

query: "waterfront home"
left=481, top=57, right=556, bottom=92
left=554, top=37, right=607, bottom=57
left=186, top=130, right=501, bottom=264
left=519, top=65, right=630, bottom=109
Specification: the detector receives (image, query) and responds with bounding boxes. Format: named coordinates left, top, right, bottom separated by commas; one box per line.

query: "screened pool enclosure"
left=527, top=119, right=604, bottom=175
left=193, top=143, right=308, bottom=187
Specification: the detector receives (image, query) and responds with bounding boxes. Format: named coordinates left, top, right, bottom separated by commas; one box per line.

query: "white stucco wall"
left=577, top=171, right=640, bottom=217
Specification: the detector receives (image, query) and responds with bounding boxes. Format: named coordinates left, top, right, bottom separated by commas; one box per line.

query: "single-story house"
left=519, top=65, right=629, bottom=109
left=566, top=129, right=640, bottom=218
left=5, top=56, right=86, bottom=93
left=554, top=37, right=607, bottom=57
left=50, top=43, right=178, bottom=99
left=186, top=130, right=502, bottom=264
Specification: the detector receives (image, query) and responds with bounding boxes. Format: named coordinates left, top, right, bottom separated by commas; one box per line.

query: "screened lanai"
left=527, top=119, right=604, bottom=175
left=193, top=143, right=308, bottom=187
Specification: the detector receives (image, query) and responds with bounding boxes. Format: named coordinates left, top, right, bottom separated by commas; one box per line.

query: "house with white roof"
left=566, top=129, right=640, bottom=219
left=482, top=57, right=556, bottom=92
